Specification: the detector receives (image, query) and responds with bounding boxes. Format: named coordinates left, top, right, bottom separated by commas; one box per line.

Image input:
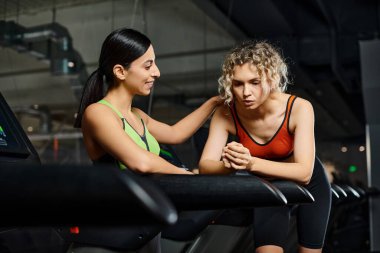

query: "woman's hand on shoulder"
left=212, top=102, right=229, bottom=116
left=209, top=95, right=224, bottom=106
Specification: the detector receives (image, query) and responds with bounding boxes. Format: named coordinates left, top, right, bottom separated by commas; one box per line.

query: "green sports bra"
left=98, top=99, right=160, bottom=169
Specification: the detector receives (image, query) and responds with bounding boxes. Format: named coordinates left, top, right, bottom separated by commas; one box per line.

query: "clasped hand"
left=222, top=141, right=254, bottom=170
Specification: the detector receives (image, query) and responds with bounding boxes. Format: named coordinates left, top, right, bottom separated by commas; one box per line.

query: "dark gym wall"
left=359, top=39, right=380, bottom=252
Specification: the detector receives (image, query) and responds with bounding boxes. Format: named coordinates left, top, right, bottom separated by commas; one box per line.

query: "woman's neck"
left=104, top=87, right=134, bottom=115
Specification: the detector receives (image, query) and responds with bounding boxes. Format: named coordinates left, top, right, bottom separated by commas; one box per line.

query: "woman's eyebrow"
left=232, top=77, right=260, bottom=82
left=144, top=59, right=154, bottom=65
left=249, top=78, right=261, bottom=81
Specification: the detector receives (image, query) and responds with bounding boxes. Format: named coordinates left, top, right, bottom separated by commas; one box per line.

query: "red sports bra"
left=230, top=95, right=297, bottom=160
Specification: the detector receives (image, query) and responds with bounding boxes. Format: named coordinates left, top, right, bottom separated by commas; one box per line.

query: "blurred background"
left=1, top=0, right=377, bottom=187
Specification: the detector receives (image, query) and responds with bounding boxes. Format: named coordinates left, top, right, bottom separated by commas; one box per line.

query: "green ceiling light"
left=348, top=165, right=358, bottom=173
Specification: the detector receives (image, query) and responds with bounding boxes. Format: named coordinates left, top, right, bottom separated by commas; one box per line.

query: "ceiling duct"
left=0, top=20, right=84, bottom=76
left=0, top=20, right=26, bottom=49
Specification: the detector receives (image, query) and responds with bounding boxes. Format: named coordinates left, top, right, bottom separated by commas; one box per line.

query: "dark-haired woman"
left=75, top=28, right=220, bottom=175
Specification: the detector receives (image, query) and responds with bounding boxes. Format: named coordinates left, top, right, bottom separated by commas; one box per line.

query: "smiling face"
left=231, top=63, right=271, bottom=110
left=124, top=45, right=160, bottom=96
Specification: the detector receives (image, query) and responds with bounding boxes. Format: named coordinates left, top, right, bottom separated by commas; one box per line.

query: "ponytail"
left=73, top=69, right=105, bottom=128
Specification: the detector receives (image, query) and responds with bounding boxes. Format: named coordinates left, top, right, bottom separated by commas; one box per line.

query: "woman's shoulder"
left=213, top=104, right=235, bottom=127
left=281, top=94, right=314, bottom=131
left=277, top=93, right=312, bottom=109
left=211, top=103, right=236, bottom=133
left=214, top=103, right=233, bottom=118
left=291, top=95, right=313, bottom=110
left=83, top=102, right=120, bottom=124
left=286, top=94, right=314, bottom=119
left=84, top=102, right=111, bottom=115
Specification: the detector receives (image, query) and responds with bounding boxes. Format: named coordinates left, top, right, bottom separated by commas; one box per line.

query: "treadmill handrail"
left=148, top=174, right=287, bottom=210
left=331, top=184, right=348, bottom=198
left=271, top=180, right=315, bottom=205
left=0, top=164, right=177, bottom=226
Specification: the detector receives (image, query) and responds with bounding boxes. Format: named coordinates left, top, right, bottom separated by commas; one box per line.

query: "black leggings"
left=253, top=158, right=332, bottom=249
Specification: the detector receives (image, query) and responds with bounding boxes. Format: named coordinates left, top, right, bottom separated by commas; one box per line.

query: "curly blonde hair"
left=218, top=40, right=290, bottom=105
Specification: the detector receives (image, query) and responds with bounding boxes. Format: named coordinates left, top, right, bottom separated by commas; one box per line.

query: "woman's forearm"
left=171, top=97, right=220, bottom=143
left=249, top=157, right=313, bottom=185
left=198, top=159, right=233, bottom=174
left=124, top=151, right=193, bottom=175
left=223, top=142, right=313, bottom=184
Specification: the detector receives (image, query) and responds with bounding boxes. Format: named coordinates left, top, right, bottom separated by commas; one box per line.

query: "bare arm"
left=82, top=104, right=192, bottom=175
left=223, top=99, right=315, bottom=185
left=138, top=96, right=221, bottom=144
left=198, top=106, right=235, bottom=174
